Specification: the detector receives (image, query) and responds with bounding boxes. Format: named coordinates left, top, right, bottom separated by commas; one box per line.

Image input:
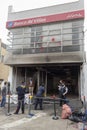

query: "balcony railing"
left=7, top=25, right=84, bottom=55
left=6, top=40, right=84, bottom=55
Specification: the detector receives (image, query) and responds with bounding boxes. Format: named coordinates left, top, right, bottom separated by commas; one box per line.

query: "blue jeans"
left=1, top=96, right=6, bottom=107
left=34, top=97, right=43, bottom=110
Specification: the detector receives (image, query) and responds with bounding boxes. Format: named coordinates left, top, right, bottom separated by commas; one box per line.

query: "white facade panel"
left=7, top=0, right=83, bottom=21
left=81, top=63, right=87, bottom=102
left=84, top=0, right=87, bottom=62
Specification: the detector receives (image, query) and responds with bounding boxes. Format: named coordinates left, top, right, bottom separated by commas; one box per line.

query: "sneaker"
left=40, top=108, right=43, bottom=110
left=14, top=112, right=18, bottom=114
left=22, top=112, right=24, bottom=114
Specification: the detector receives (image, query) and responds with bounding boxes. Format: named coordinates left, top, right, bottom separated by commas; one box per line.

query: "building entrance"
left=14, top=64, right=80, bottom=96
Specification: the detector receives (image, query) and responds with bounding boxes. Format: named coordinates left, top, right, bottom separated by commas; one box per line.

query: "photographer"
left=58, top=80, right=68, bottom=106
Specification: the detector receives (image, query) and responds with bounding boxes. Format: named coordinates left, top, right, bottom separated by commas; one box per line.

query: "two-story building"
left=4, top=0, right=85, bottom=97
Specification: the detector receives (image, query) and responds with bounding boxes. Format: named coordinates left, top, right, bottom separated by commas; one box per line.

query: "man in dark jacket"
left=14, top=82, right=26, bottom=114
left=34, top=83, right=45, bottom=110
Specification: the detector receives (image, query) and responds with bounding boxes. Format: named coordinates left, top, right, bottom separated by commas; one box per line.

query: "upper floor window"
left=72, top=20, right=83, bottom=44
left=31, top=26, right=42, bottom=47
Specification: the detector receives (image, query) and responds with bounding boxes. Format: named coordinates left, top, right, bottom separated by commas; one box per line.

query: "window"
left=31, top=26, right=42, bottom=48
left=72, top=22, right=79, bottom=44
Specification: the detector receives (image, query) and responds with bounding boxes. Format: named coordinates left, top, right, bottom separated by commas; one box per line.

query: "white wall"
left=7, top=0, right=83, bottom=21
left=8, top=67, right=13, bottom=93
left=83, top=1, right=87, bottom=103
left=84, top=0, right=87, bottom=62
left=81, top=63, right=87, bottom=102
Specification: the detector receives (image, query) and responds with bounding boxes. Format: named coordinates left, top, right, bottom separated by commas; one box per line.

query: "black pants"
left=59, top=94, right=66, bottom=106
left=34, top=97, right=43, bottom=110
left=15, top=99, right=25, bottom=113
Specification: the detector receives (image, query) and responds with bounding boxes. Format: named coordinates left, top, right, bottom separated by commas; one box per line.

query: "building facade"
left=4, top=0, right=85, bottom=97
left=0, top=39, right=10, bottom=82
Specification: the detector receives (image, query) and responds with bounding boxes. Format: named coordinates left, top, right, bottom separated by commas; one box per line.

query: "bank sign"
left=6, top=10, right=84, bottom=29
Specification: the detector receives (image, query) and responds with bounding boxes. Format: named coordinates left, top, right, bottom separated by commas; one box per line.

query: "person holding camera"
left=58, top=80, right=68, bottom=106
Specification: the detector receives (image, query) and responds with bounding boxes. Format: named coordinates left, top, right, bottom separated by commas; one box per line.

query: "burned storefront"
left=13, top=64, right=80, bottom=96
left=4, top=0, right=85, bottom=97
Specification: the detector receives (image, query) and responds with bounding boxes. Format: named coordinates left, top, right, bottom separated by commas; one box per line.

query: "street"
left=0, top=100, right=81, bottom=130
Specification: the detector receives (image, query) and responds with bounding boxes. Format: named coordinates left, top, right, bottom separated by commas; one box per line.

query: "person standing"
left=14, top=82, right=26, bottom=114
left=58, top=80, right=68, bottom=106
left=29, top=78, right=33, bottom=95
left=34, top=83, right=45, bottom=110
left=0, top=81, right=7, bottom=107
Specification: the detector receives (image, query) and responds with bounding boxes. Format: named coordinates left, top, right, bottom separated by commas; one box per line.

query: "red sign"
left=6, top=10, right=84, bottom=29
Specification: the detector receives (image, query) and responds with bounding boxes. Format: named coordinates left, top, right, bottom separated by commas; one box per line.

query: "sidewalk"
left=0, top=103, right=79, bottom=130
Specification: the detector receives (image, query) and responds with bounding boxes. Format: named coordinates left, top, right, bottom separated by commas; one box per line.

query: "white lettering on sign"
left=6, top=10, right=84, bottom=28
left=27, top=20, right=33, bottom=24
left=67, top=13, right=82, bottom=19
left=13, top=18, right=46, bottom=27
left=33, top=18, right=46, bottom=23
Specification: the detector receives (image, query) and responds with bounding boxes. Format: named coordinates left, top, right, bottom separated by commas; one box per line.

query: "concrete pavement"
left=0, top=103, right=79, bottom=130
